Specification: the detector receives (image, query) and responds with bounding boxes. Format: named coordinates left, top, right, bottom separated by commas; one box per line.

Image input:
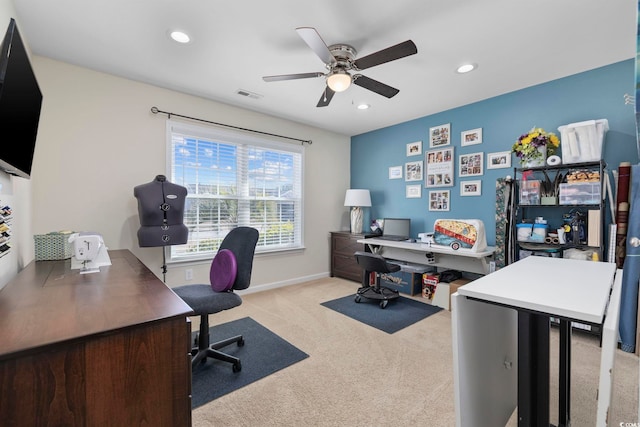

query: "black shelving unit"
left=512, top=160, right=607, bottom=336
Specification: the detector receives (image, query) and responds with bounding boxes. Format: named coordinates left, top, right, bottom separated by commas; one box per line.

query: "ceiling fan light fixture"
left=327, top=70, right=352, bottom=92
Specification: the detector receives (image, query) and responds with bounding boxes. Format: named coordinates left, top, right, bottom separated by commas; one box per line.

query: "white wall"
left=27, top=56, right=351, bottom=289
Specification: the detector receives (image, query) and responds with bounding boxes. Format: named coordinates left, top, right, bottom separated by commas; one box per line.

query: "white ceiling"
left=13, top=0, right=637, bottom=136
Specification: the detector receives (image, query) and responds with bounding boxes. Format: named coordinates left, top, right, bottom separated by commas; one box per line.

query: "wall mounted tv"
left=0, top=18, right=42, bottom=179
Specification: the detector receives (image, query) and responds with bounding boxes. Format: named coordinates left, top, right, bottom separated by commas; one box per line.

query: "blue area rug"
left=321, top=294, right=443, bottom=334
left=191, top=317, right=308, bottom=408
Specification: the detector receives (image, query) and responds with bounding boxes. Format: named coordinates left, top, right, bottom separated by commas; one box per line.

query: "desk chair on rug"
left=354, top=251, right=401, bottom=309
left=173, top=227, right=259, bottom=372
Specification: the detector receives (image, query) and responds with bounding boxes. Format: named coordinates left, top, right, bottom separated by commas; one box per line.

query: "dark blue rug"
left=321, top=294, right=443, bottom=334
left=191, top=316, right=309, bottom=408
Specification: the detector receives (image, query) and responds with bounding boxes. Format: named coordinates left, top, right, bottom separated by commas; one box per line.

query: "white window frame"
left=166, top=120, right=304, bottom=262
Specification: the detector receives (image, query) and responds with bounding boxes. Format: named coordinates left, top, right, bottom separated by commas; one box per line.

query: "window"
left=166, top=120, right=304, bottom=262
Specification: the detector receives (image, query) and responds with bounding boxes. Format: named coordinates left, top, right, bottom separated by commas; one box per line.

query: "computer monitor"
left=381, top=218, right=410, bottom=240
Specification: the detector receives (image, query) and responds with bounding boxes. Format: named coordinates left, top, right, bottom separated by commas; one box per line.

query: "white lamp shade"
left=344, top=189, right=371, bottom=207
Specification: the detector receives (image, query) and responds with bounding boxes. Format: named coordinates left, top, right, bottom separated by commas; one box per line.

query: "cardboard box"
left=377, top=262, right=432, bottom=296
left=432, top=278, right=472, bottom=310
left=379, top=270, right=423, bottom=296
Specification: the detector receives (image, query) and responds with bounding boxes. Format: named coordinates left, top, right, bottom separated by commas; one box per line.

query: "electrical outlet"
left=185, top=268, right=193, bottom=281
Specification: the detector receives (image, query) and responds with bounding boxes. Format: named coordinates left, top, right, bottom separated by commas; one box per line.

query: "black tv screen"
left=0, top=18, right=42, bottom=179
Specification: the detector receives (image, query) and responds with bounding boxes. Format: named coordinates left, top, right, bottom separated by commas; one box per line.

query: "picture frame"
left=406, top=184, right=421, bottom=198
left=389, top=165, right=403, bottom=179
left=460, top=180, right=482, bottom=196
left=459, top=152, right=484, bottom=177
left=428, top=190, right=450, bottom=211
left=461, top=128, right=482, bottom=146
left=429, top=123, right=451, bottom=148
left=487, top=151, right=512, bottom=169
left=405, top=160, right=423, bottom=182
left=406, top=140, right=422, bottom=156
left=425, top=147, right=454, bottom=188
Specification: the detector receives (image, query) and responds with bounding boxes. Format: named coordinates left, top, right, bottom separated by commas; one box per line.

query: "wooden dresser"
left=0, top=249, right=193, bottom=426
left=330, top=231, right=373, bottom=283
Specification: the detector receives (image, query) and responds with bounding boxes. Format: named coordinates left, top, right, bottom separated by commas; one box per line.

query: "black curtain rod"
left=150, top=106, right=312, bottom=145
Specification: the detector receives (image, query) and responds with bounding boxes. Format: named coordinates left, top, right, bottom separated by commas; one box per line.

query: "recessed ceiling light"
left=356, top=103, right=370, bottom=110
left=170, top=30, right=191, bottom=44
left=456, top=63, right=476, bottom=74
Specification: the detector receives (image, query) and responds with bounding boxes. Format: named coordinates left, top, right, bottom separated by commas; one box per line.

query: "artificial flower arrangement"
left=512, top=127, right=560, bottom=165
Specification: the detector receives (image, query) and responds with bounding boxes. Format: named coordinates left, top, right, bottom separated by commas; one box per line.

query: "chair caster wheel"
left=380, top=300, right=388, bottom=309
left=355, top=295, right=361, bottom=303
left=233, top=361, right=242, bottom=373
left=238, top=337, right=245, bottom=347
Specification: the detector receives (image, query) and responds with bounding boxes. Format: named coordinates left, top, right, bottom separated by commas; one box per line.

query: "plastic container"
left=517, top=223, right=547, bottom=242
left=559, top=182, right=601, bottom=205
left=531, top=224, right=548, bottom=242
left=558, top=119, right=608, bottom=164
left=517, top=223, right=533, bottom=242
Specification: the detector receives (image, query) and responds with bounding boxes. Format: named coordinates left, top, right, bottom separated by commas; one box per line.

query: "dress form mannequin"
left=134, top=175, right=188, bottom=247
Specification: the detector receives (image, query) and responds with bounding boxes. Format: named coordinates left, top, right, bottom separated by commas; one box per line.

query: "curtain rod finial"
left=150, top=106, right=159, bottom=114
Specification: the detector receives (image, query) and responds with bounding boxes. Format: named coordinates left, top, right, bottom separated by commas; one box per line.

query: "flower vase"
left=521, top=144, right=547, bottom=168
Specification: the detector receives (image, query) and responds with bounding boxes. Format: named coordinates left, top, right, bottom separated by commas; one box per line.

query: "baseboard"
left=239, top=272, right=330, bottom=295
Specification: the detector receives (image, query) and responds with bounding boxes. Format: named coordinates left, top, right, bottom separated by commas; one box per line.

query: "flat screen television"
left=0, top=18, right=42, bottom=179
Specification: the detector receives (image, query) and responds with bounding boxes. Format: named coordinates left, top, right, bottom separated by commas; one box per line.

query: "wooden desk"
left=451, top=256, right=620, bottom=427
left=0, top=249, right=194, bottom=426
left=358, top=237, right=495, bottom=275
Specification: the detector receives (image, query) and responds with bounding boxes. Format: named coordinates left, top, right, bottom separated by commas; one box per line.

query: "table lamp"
left=344, top=189, right=371, bottom=234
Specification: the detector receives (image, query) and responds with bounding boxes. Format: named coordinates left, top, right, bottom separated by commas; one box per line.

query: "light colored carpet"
left=190, top=277, right=639, bottom=426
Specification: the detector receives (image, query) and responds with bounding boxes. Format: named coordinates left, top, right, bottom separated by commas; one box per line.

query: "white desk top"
left=457, top=256, right=616, bottom=324
left=358, top=237, right=495, bottom=259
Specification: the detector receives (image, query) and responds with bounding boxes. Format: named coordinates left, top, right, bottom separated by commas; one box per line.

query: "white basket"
left=558, top=119, right=608, bottom=164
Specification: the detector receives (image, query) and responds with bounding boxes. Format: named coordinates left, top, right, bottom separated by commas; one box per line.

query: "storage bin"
left=34, top=231, right=74, bottom=261
left=559, top=182, right=601, bottom=205
left=519, top=180, right=540, bottom=205
left=558, top=119, right=608, bottom=164
left=517, top=223, right=533, bottom=242
left=516, top=223, right=547, bottom=242
left=379, top=262, right=432, bottom=296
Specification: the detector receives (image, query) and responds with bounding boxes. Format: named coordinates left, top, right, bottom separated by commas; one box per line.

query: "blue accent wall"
left=351, top=59, right=639, bottom=246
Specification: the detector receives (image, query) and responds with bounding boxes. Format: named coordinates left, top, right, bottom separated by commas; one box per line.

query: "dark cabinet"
left=330, top=231, right=371, bottom=283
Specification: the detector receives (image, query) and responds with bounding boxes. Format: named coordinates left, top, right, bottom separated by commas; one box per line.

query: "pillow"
left=210, top=249, right=238, bottom=292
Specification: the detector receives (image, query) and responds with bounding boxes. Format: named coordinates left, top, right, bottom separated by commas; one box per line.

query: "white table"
left=357, top=237, right=495, bottom=275
left=451, top=256, right=620, bottom=427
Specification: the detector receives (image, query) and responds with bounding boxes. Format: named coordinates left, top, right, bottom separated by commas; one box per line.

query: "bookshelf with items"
left=513, top=160, right=607, bottom=336
left=513, top=160, right=606, bottom=262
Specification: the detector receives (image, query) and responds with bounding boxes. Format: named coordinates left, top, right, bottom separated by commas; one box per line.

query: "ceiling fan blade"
left=354, top=40, right=417, bottom=70
left=263, top=72, right=324, bottom=82
left=296, top=27, right=336, bottom=65
left=316, top=86, right=335, bottom=107
left=353, top=75, right=399, bottom=98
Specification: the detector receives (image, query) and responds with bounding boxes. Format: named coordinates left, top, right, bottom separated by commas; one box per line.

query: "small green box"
left=34, top=232, right=73, bottom=261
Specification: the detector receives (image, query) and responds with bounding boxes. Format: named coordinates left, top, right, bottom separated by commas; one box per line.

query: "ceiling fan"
left=262, top=27, right=417, bottom=107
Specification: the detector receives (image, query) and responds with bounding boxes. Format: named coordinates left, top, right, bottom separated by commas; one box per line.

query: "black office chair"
left=353, top=251, right=401, bottom=309
left=173, top=226, right=259, bottom=372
